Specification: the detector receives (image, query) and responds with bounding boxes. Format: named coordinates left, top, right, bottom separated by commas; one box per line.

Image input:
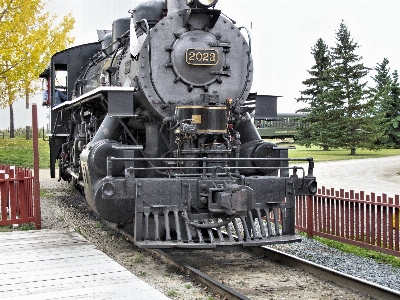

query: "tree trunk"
left=9, top=103, right=15, bottom=138
left=350, top=148, right=356, bottom=155
left=26, top=91, right=29, bottom=109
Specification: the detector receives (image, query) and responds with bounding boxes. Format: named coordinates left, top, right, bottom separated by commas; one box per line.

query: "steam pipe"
left=90, top=114, right=121, bottom=144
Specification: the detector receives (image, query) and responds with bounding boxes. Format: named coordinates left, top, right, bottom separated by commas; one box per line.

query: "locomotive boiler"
left=40, top=0, right=317, bottom=248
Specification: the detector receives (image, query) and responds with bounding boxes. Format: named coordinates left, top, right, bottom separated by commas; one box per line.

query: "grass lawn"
left=0, top=137, right=399, bottom=168
left=287, top=144, right=400, bottom=162
left=0, top=137, right=50, bottom=169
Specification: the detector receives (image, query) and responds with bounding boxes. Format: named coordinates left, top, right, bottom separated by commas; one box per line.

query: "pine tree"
left=371, top=58, right=391, bottom=91
left=370, top=58, right=392, bottom=146
left=297, top=38, right=334, bottom=150
left=386, top=70, right=400, bottom=147
left=328, top=21, right=382, bottom=155
left=372, top=59, right=400, bottom=148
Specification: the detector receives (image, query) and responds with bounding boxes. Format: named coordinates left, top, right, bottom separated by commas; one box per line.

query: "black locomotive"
left=40, top=0, right=317, bottom=248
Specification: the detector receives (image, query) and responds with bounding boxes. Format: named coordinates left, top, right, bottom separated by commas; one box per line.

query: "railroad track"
left=73, top=191, right=400, bottom=300
left=111, top=222, right=400, bottom=300
left=249, top=246, right=400, bottom=300
left=151, top=246, right=400, bottom=300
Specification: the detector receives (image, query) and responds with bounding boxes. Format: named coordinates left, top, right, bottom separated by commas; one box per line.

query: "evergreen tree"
left=372, top=59, right=400, bottom=148
left=386, top=70, right=400, bottom=147
left=371, top=58, right=391, bottom=91
left=297, top=38, right=334, bottom=150
left=328, top=21, right=382, bottom=155
left=370, top=58, right=392, bottom=146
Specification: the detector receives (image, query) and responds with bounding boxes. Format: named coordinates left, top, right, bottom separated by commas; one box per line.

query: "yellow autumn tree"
left=0, top=0, right=75, bottom=137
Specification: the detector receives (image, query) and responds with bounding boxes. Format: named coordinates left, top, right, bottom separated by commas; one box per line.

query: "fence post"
left=32, top=104, right=41, bottom=229
left=307, top=195, right=314, bottom=238
left=395, top=195, right=399, bottom=252
left=0, top=172, right=8, bottom=221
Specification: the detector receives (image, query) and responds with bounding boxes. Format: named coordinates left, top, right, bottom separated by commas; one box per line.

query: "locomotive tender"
left=41, top=0, right=317, bottom=248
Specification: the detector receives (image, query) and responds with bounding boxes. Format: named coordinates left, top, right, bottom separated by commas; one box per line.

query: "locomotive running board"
left=135, top=235, right=301, bottom=249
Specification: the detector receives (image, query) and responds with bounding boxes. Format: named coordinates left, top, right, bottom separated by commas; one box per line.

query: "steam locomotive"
left=40, top=0, right=317, bottom=248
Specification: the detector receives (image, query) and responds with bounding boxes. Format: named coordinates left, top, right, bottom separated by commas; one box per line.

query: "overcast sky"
left=1, top=0, right=400, bottom=129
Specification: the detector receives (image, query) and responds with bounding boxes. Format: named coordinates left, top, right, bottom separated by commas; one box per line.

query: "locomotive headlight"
left=188, top=0, right=218, bottom=8
left=198, top=0, right=218, bottom=6
left=103, top=182, right=116, bottom=197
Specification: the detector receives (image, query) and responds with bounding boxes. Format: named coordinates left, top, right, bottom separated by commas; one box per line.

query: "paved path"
left=308, top=155, right=400, bottom=197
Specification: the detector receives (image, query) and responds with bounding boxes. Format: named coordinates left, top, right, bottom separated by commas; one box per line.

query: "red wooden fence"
left=0, top=165, right=40, bottom=228
left=296, top=186, right=400, bottom=257
left=0, top=104, right=41, bottom=229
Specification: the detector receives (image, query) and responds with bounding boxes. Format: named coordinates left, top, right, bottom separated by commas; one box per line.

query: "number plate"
left=186, top=49, right=218, bottom=66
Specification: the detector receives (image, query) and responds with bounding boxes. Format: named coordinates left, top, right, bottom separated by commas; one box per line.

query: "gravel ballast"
left=284, top=155, right=400, bottom=292
left=271, top=238, right=400, bottom=291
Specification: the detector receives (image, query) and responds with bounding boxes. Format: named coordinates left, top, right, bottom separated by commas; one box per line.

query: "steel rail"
left=147, top=248, right=251, bottom=300
left=104, top=221, right=250, bottom=299
left=247, top=246, right=400, bottom=300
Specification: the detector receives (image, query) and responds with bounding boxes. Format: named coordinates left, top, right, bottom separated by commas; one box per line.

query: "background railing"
left=296, top=187, right=400, bottom=257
